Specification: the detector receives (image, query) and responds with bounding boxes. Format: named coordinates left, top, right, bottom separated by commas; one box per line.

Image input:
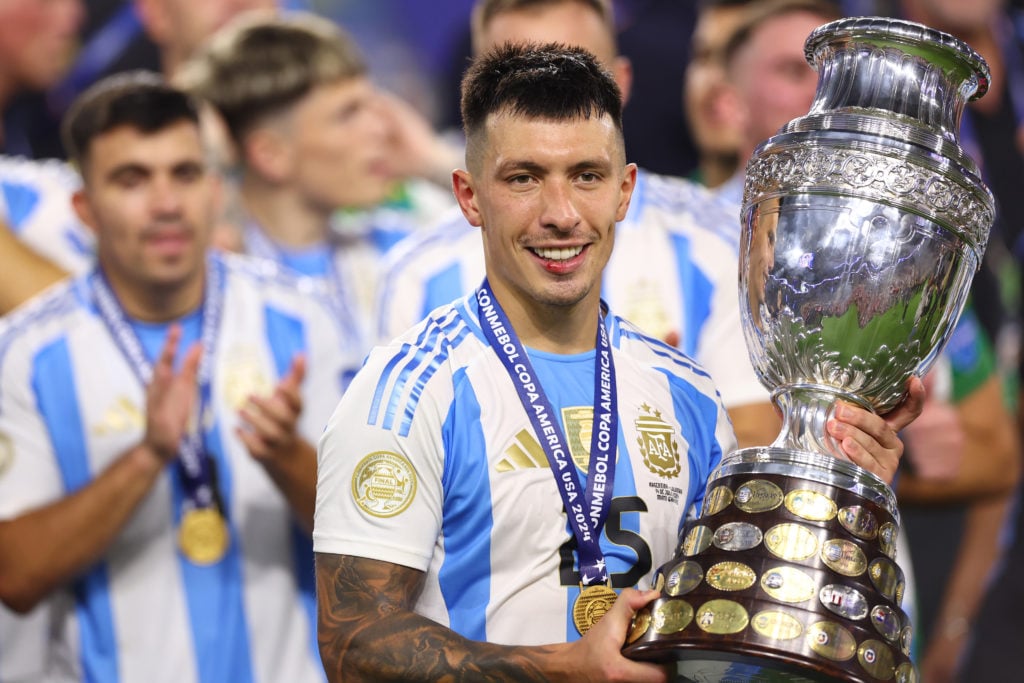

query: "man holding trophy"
left=312, top=39, right=924, bottom=682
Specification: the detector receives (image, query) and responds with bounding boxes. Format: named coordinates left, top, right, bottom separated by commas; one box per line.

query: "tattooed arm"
left=315, top=553, right=668, bottom=683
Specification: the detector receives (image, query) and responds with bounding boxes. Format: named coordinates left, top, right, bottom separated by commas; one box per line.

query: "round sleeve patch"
left=351, top=451, right=418, bottom=518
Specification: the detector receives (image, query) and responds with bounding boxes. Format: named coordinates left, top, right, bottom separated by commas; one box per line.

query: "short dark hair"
left=460, top=42, right=623, bottom=165
left=62, top=71, right=200, bottom=172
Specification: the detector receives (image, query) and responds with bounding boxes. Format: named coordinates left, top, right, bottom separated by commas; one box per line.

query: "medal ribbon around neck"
left=90, top=256, right=225, bottom=514
left=244, top=221, right=360, bottom=339
left=476, top=279, right=619, bottom=586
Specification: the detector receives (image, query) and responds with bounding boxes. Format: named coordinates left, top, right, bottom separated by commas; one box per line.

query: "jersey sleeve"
left=313, top=343, right=449, bottom=571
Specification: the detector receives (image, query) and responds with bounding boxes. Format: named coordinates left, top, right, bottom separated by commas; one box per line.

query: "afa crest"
left=635, top=403, right=681, bottom=478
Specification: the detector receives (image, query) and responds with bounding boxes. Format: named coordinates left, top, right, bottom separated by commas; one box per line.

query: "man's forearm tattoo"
left=316, top=554, right=558, bottom=682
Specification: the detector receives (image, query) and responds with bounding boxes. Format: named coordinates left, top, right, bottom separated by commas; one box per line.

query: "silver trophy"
left=623, top=17, right=992, bottom=683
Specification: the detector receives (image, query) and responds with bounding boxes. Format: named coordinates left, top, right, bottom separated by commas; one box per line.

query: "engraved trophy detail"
left=622, top=17, right=993, bottom=683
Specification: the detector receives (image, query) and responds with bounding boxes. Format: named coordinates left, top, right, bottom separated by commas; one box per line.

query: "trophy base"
left=622, top=448, right=916, bottom=683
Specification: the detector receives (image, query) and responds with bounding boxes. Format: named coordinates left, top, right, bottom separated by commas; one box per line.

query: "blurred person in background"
left=683, top=0, right=750, bottom=189
left=896, top=2, right=1024, bottom=680
left=0, top=72, right=364, bottom=682
left=0, top=0, right=89, bottom=314
left=376, top=0, right=782, bottom=450
left=179, top=11, right=400, bottom=346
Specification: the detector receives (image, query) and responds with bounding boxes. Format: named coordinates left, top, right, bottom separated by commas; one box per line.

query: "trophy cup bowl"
left=622, top=17, right=993, bottom=682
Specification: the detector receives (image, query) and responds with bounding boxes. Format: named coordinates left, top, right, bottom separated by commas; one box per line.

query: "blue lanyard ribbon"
left=90, top=257, right=225, bottom=512
left=476, top=280, right=618, bottom=585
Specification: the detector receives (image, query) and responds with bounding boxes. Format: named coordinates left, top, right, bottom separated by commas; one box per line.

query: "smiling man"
left=312, top=43, right=918, bottom=683
left=0, top=72, right=364, bottom=682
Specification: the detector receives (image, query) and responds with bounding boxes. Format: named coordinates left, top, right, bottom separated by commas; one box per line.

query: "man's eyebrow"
left=105, top=162, right=151, bottom=182
left=494, top=159, right=546, bottom=176
left=494, top=158, right=612, bottom=176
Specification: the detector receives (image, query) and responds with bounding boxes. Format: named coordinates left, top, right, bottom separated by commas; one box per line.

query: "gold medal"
left=573, top=584, right=617, bottom=635
left=178, top=507, right=229, bottom=565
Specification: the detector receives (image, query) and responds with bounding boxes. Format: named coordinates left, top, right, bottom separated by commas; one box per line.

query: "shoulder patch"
left=351, top=451, right=418, bottom=517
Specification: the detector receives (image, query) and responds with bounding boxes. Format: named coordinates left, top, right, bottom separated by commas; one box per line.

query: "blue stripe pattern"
left=369, top=309, right=471, bottom=437
left=617, top=326, right=713, bottom=380
left=367, top=318, right=439, bottom=426
left=660, top=369, right=724, bottom=517
left=398, top=320, right=471, bottom=437
left=142, top=310, right=255, bottom=683
left=437, top=370, right=493, bottom=641
left=263, top=306, right=319, bottom=662
left=669, top=232, right=713, bottom=357
left=178, top=419, right=254, bottom=683
left=33, top=338, right=119, bottom=683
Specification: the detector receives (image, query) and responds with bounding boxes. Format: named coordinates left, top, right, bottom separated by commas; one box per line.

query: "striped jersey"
left=0, top=253, right=363, bottom=683
left=374, top=168, right=768, bottom=409
left=314, top=295, right=736, bottom=645
left=0, top=155, right=94, bottom=275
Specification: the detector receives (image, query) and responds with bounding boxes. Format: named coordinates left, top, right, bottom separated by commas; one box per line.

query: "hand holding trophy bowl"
left=622, top=17, right=992, bottom=683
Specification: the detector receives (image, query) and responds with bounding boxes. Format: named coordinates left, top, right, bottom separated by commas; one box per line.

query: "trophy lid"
left=805, top=17, right=989, bottom=101
left=802, top=17, right=990, bottom=150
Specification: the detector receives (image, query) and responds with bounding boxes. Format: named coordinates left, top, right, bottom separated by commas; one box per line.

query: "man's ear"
left=612, top=55, right=634, bottom=106
left=71, top=189, right=99, bottom=236
left=244, top=126, right=293, bottom=185
left=452, top=169, right=484, bottom=228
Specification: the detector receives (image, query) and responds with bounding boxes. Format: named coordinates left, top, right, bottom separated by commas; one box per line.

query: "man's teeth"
left=534, top=246, right=583, bottom=261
